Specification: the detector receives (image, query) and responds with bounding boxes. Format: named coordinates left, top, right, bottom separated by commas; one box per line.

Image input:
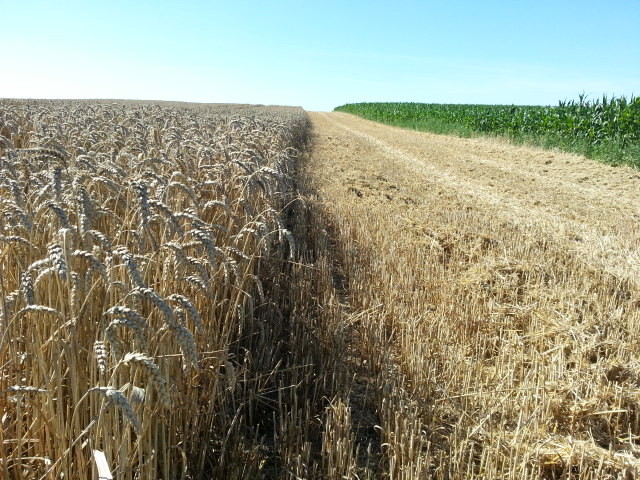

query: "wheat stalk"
left=120, top=352, right=171, bottom=407
left=89, top=386, right=141, bottom=434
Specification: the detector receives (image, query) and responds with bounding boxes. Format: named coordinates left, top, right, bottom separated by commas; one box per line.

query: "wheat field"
left=2, top=101, right=640, bottom=479
left=0, top=100, right=355, bottom=479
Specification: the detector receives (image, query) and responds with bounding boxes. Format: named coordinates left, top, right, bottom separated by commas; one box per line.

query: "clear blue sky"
left=1, top=0, right=638, bottom=111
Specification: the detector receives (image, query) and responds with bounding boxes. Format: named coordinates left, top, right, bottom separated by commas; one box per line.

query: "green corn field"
left=335, top=95, right=640, bottom=166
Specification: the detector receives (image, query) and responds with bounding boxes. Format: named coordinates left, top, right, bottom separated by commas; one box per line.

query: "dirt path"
left=309, top=112, right=640, bottom=283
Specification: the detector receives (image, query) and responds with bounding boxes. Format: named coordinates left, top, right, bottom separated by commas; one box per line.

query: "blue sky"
left=1, top=0, right=638, bottom=111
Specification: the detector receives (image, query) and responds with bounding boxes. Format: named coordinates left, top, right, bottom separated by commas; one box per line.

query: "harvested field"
left=305, top=112, right=640, bottom=479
